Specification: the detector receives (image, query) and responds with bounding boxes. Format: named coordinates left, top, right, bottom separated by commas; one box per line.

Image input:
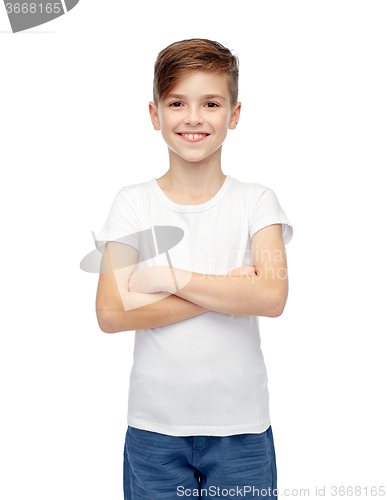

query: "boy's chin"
left=170, top=152, right=213, bottom=165
left=168, top=147, right=222, bottom=165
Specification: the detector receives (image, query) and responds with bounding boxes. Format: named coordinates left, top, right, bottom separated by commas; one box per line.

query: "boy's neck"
left=157, top=150, right=226, bottom=198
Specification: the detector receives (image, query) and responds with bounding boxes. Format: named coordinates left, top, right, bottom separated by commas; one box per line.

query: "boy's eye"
left=168, top=102, right=219, bottom=108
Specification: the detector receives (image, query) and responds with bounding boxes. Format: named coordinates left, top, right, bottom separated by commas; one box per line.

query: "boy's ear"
left=228, top=102, right=241, bottom=130
left=149, top=102, right=161, bottom=130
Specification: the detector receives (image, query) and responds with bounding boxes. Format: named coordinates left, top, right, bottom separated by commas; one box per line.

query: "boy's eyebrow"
left=166, top=93, right=227, bottom=101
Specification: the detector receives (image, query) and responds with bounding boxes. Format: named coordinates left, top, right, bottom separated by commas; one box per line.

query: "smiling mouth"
left=177, top=133, right=210, bottom=142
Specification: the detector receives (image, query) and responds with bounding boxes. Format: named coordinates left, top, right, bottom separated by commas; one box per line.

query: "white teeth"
left=182, top=133, right=206, bottom=139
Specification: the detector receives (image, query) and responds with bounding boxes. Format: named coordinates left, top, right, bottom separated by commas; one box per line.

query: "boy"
left=95, top=38, right=293, bottom=500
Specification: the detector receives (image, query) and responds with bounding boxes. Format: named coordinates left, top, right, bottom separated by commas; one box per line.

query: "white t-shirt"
left=96, top=174, right=293, bottom=437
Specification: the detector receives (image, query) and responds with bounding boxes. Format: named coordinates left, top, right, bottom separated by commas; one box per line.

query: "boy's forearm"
left=103, top=290, right=210, bottom=333
left=173, top=272, right=265, bottom=316
left=128, top=265, right=285, bottom=317
left=169, top=269, right=286, bottom=317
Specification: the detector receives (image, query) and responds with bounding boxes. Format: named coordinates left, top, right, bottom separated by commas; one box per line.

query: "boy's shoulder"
left=111, top=179, right=152, bottom=203
left=119, top=179, right=151, bottom=192
left=228, top=175, right=274, bottom=197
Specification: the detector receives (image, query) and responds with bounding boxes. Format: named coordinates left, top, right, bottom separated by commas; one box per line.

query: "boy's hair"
left=153, top=38, right=239, bottom=107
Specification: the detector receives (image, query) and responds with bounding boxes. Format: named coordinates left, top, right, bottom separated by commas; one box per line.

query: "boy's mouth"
left=176, top=133, right=210, bottom=142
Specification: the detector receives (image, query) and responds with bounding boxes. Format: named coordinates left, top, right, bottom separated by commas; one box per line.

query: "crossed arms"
left=96, top=224, right=288, bottom=333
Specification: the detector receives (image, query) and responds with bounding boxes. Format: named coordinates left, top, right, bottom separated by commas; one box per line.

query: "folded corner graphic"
left=4, top=0, right=79, bottom=33
left=80, top=226, right=185, bottom=274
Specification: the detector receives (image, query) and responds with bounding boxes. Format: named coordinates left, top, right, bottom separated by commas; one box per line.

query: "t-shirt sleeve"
left=95, top=187, right=140, bottom=251
left=249, top=185, right=293, bottom=245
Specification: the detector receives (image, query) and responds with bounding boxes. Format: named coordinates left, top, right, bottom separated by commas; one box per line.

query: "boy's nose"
left=184, top=109, right=204, bottom=126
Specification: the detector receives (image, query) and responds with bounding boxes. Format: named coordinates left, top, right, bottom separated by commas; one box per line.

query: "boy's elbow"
left=97, top=311, right=117, bottom=334
left=267, top=302, right=285, bottom=318
left=101, top=325, right=117, bottom=334
left=265, top=288, right=288, bottom=318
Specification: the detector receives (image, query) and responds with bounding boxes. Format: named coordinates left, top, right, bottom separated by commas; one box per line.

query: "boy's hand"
left=128, top=265, right=169, bottom=294
left=128, top=265, right=192, bottom=294
left=127, top=264, right=256, bottom=295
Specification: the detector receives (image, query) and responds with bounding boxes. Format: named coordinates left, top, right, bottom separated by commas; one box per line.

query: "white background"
left=1, top=1, right=386, bottom=499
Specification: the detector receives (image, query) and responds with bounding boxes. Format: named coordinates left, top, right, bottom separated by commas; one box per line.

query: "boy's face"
left=149, top=71, right=241, bottom=165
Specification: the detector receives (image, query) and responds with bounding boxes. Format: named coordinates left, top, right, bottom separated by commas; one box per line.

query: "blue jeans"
left=123, top=425, right=277, bottom=499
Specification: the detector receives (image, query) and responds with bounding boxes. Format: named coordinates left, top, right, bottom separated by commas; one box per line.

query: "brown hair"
left=153, top=38, right=239, bottom=107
